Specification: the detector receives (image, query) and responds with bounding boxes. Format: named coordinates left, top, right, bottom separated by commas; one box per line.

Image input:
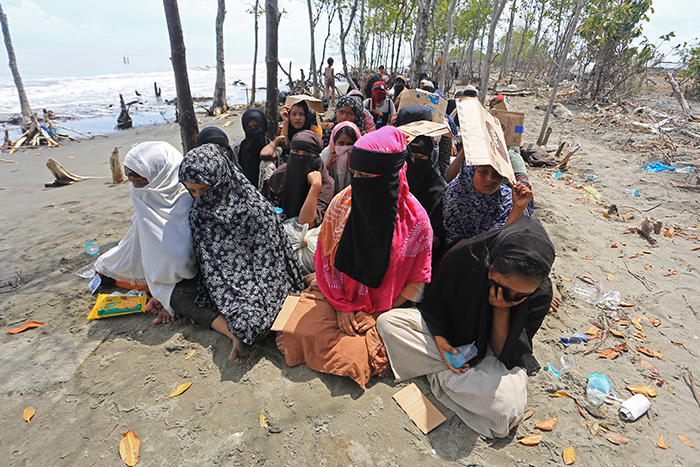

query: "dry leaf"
left=613, top=342, right=628, bottom=352
left=620, top=301, right=636, bottom=307
left=517, top=434, right=543, bottom=445
left=652, top=349, right=663, bottom=358
left=574, top=400, right=588, bottom=420
left=521, top=409, right=534, bottom=422
left=650, top=318, right=661, bottom=327
left=258, top=413, right=268, bottom=430
left=563, top=445, right=575, bottom=465
left=607, top=274, right=615, bottom=281
left=166, top=382, right=192, bottom=399
left=665, top=268, right=678, bottom=276
left=609, top=328, right=625, bottom=338
left=2, top=321, right=45, bottom=334
left=602, top=211, right=612, bottom=219
left=535, top=417, right=558, bottom=431
left=645, top=264, right=653, bottom=270
left=119, top=430, right=140, bottom=466
left=185, top=350, right=195, bottom=360
left=678, top=434, right=697, bottom=450
left=617, top=319, right=631, bottom=325
left=669, top=385, right=676, bottom=395
left=550, top=391, right=571, bottom=398
left=626, top=385, right=657, bottom=397
left=611, top=243, right=619, bottom=248
left=631, top=318, right=643, bottom=331
left=631, top=332, right=646, bottom=342
left=658, top=434, right=667, bottom=449
left=672, top=340, right=686, bottom=349
left=598, top=349, right=620, bottom=359
left=636, top=346, right=660, bottom=359
left=584, top=255, right=594, bottom=260
left=585, top=327, right=601, bottom=339
left=22, top=407, right=35, bottom=425
left=640, top=359, right=659, bottom=374
left=602, top=433, right=629, bottom=445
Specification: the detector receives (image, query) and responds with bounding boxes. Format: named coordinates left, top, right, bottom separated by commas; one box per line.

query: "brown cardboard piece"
left=270, top=295, right=300, bottom=331
left=489, top=109, right=525, bottom=147
left=285, top=94, right=325, bottom=115
left=393, top=383, right=447, bottom=434
left=397, top=88, right=447, bottom=124
left=397, top=120, right=452, bottom=142
left=456, top=97, right=516, bottom=184
left=490, top=95, right=512, bottom=111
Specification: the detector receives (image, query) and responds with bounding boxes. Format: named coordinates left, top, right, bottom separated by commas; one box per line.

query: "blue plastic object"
left=560, top=330, right=589, bottom=347
left=554, top=171, right=563, bottom=179
left=587, top=373, right=611, bottom=406
left=445, top=343, right=478, bottom=368
left=84, top=242, right=99, bottom=255
left=644, top=162, right=675, bottom=172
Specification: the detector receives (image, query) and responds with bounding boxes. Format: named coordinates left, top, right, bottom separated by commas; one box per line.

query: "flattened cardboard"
left=491, top=95, right=512, bottom=111
left=397, top=120, right=452, bottom=142
left=489, top=109, right=525, bottom=147
left=285, top=94, right=325, bottom=115
left=270, top=295, right=300, bottom=331
left=393, top=383, right=446, bottom=434
left=397, top=89, right=448, bottom=124
left=456, top=97, right=516, bottom=184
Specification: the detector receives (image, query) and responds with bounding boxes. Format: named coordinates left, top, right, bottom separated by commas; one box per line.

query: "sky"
left=0, top=0, right=698, bottom=81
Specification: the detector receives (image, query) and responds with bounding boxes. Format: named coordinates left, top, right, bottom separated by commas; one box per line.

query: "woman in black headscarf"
left=395, top=105, right=447, bottom=253
left=321, top=94, right=366, bottom=147
left=178, top=143, right=304, bottom=363
left=377, top=217, right=555, bottom=438
left=232, top=109, right=278, bottom=190
left=197, top=126, right=238, bottom=168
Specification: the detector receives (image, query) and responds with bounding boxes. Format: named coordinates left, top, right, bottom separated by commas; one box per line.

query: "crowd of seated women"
left=95, top=83, right=555, bottom=439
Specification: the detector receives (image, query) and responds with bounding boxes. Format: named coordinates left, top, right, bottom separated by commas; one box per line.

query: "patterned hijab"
left=178, top=143, right=304, bottom=345
left=443, top=161, right=514, bottom=245
left=322, top=95, right=366, bottom=147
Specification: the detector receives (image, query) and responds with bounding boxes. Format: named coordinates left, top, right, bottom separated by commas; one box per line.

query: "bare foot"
left=549, top=282, right=562, bottom=313
left=147, top=297, right=174, bottom=324
left=228, top=337, right=251, bottom=364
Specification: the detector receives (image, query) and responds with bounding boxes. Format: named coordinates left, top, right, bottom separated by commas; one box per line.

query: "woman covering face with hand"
left=320, top=121, right=362, bottom=194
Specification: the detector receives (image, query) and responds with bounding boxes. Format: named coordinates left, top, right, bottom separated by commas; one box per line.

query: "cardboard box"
left=397, top=88, right=447, bottom=124
left=285, top=94, right=325, bottom=115
left=489, top=109, right=525, bottom=147
left=397, top=120, right=452, bottom=142
left=490, top=95, right=512, bottom=111
left=456, top=97, right=516, bottom=184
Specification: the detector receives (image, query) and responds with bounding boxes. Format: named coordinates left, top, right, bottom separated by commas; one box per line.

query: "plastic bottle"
left=586, top=174, right=596, bottom=181
left=84, top=242, right=100, bottom=255
left=554, top=171, right=564, bottom=179
left=445, top=343, right=478, bottom=368
left=545, top=355, right=576, bottom=379
left=676, top=166, right=692, bottom=174
left=624, top=188, right=639, bottom=197
left=587, top=373, right=611, bottom=406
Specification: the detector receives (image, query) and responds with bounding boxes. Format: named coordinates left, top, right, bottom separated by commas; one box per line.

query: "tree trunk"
left=438, top=0, right=458, bottom=91
left=409, top=0, right=433, bottom=88
left=306, top=0, right=319, bottom=97
left=0, top=4, right=32, bottom=132
left=510, top=3, right=531, bottom=82
left=479, top=0, right=508, bottom=104
left=537, top=0, right=583, bottom=143
left=498, top=0, right=516, bottom=81
left=394, top=7, right=409, bottom=72
left=211, top=0, right=227, bottom=115
left=337, top=0, right=359, bottom=90
left=250, top=0, right=260, bottom=105
left=524, top=0, right=545, bottom=75
left=163, top=0, right=198, bottom=153
left=359, top=0, right=366, bottom=72
left=319, top=5, right=337, bottom=76
left=466, top=28, right=478, bottom=81
left=265, top=0, right=280, bottom=140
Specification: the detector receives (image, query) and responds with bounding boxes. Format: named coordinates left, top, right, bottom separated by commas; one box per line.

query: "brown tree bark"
left=306, top=0, right=319, bottom=97
left=163, top=0, right=198, bottom=153
left=250, top=0, right=260, bottom=106
left=478, top=0, right=508, bottom=104
left=409, top=0, right=433, bottom=89
left=438, top=0, right=458, bottom=91
left=337, top=0, right=359, bottom=90
left=265, top=0, right=281, bottom=140
left=0, top=4, right=33, bottom=132
left=211, top=0, right=228, bottom=115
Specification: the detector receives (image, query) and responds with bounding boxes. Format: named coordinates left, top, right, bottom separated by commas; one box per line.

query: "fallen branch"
left=680, top=128, right=700, bottom=140
left=682, top=366, right=700, bottom=412
left=53, top=125, right=108, bottom=139
left=674, top=184, right=700, bottom=192
left=44, top=157, right=90, bottom=187
left=0, top=158, right=19, bottom=163
left=558, top=143, right=581, bottom=169
left=623, top=260, right=653, bottom=291
left=683, top=294, right=700, bottom=321
left=667, top=71, right=698, bottom=121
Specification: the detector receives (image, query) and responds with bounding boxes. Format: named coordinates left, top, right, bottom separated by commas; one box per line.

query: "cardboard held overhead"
left=456, top=97, right=516, bottom=184
left=490, top=109, right=525, bottom=147
left=270, top=295, right=301, bottom=331
left=393, top=383, right=446, bottom=434
left=490, top=94, right=512, bottom=111
left=397, top=89, right=448, bottom=124
left=397, top=120, right=452, bottom=142
left=285, top=94, right=325, bottom=115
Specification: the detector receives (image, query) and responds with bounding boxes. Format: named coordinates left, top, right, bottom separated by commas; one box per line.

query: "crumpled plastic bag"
left=282, top=217, right=320, bottom=276
left=596, top=291, right=621, bottom=310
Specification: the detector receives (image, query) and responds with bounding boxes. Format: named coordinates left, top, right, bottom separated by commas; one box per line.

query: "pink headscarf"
left=329, top=121, right=362, bottom=152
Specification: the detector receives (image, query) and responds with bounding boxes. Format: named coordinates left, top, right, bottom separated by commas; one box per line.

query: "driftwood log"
left=558, top=143, right=582, bottom=169
left=667, top=71, right=698, bottom=121
left=110, top=147, right=124, bottom=183
left=117, top=94, right=133, bottom=130
left=45, top=157, right=89, bottom=187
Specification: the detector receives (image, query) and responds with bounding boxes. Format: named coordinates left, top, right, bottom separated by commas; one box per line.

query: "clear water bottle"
left=676, top=166, right=692, bottom=174
left=545, top=355, right=576, bottom=378
left=587, top=373, right=611, bottom=406
left=624, top=189, right=639, bottom=197
left=445, top=343, right=478, bottom=368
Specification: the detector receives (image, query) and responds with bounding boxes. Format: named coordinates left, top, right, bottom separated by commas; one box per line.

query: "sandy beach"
left=2, top=80, right=700, bottom=466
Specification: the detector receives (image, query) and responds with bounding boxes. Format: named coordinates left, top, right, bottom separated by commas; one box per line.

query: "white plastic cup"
left=619, top=394, right=650, bottom=421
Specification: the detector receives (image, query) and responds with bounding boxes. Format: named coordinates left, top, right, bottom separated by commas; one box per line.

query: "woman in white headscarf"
left=95, top=141, right=197, bottom=323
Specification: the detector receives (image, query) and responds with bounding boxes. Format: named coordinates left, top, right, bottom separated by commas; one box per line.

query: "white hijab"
left=95, top=141, right=197, bottom=314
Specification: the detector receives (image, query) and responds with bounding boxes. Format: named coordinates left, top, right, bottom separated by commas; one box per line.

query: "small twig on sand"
left=682, top=366, right=700, bottom=412
left=617, top=205, right=644, bottom=215
left=53, top=125, right=108, bottom=139
left=643, top=203, right=663, bottom=212
left=683, top=209, right=700, bottom=217
left=0, top=158, right=19, bottom=163
left=623, top=260, right=653, bottom=291
left=682, top=294, right=700, bottom=321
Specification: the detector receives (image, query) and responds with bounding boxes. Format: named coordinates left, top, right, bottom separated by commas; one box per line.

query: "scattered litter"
left=560, top=329, right=589, bottom=346
left=84, top=241, right=100, bottom=255
left=3, top=321, right=44, bottom=334
left=393, top=383, right=446, bottom=434
left=596, top=291, right=621, bottom=310
left=87, top=293, right=147, bottom=320
left=545, top=355, right=576, bottom=379
left=619, top=393, right=651, bottom=421
left=569, top=275, right=602, bottom=304
left=75, top=261, right=97, bottom=278
left=624, top=188, right=640, bottom=197
left=587, top=374, right=611, bottom=406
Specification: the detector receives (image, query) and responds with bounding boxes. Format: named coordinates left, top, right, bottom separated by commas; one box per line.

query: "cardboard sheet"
left=456, top=97, right=516, bottom=184
left=397, top=89, right=447, bottom=124
left=393, top=383, right=446, bottom=434
left=397, top=120, right=452, bottom=142
left=490, top=95, right=512, bottom=111
left=285, top=94, right=325, bottom=115
left=489, top=109, right=525, bottom=147
left=270, top=294, right=301, bottom=331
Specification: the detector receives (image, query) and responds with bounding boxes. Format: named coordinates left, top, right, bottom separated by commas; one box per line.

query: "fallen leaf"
left=602, top=433, right=629, bottom=445
left=119, top=430, right=140, bottom=466
left=658, top=434, right=667, bottom=449
left=22, top=407, right=35, bottom=425
left=620, top=301, right=636, bottom=307
left=636, top=346, right=660, bottom=359
left=652, top=349, right=663, bottom=358
left=535, top=417, right=558, bottom=431
left=665, top=269, right=678, bottom=276
left=607, top=274, right=615, bottom=281
left=520, top=409, right=534, bottom=423
left=669, top=385, right=676, bottom=395
left=645, top=264, right=653, bottom=270
left=166, top=382, right=192, bottom=399
left=678, top=434, right=697, bottom=450
left=611, top=243, right=619, bottom=248
left=626, top=385, right=658, bottom=397
left=609, top=328, right=625, bottom=338
left=589, top=209, right=595, bottom=215
left=650, top=318, right=661, bottom=327
left=580, top=276, right=596, bottom=285
left=612, top=342, right=628, bottom=352
left=598, top=349, right=619, bottom=359
left=631, top=332, right=646, bottom=342
left=631, top=318, right=643, bottom=331
left=585, top=327, right=601, bottom=339
left=517, top=434, right=543, bottom=445
left=640, top=359, right=659, bottom=374
left=617, top=319, right=631, bottom=325
left=185, top=350, right=196, bottom=360
left=574, top=400, right=588, bottom=420
left=563, top=445, right=575, bottom=465
left=584, top=255, right=594, bottom=260
left=2, top=321, right=45, bottom=334
left=672, top=340, right=686, bottom=348
left=589, top=421, right=600, bottom=436
left=692, top=246, right=700, bottom=251
left=259, top=412, right=269, bottom=430
left=602, top=211, right=612, bottom=218
left=550, top=391, right=571, bottom=398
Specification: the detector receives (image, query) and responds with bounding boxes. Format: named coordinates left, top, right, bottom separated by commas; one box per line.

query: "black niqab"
left=239, top=109, right=268, bottom=186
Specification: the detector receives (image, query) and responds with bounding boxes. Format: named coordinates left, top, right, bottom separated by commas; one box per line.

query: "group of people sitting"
left=94, top=85, right=556, bottom=439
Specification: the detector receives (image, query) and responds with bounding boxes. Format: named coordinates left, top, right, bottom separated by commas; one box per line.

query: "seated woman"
left=196, top=126, right=239, bottom=169
left=320, top=121, right=361, bottom=195
left=347, top=89, right=376, bottom=134
left=443, top=159, right=533, bottom=246
left=95, top=141, right=197, bottom=323
left=377, top=217, right=555, bottom=438
left=364, top=81, right=396, bottom=129
left=263, top=100, right=323, bottom=163
left=276, top=126, right=433, bottom=389
left=232, top=109, right=279, bottom=192
left=268, top=130, right=334, bottom=228
left=321, top=95, right=366, bottom=147
left=177, top=143, right=304, bottom=362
